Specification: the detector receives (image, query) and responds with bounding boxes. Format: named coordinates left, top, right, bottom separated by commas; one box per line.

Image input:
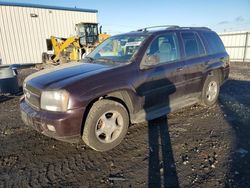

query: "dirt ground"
left=0, top=64, right=250, bottom=187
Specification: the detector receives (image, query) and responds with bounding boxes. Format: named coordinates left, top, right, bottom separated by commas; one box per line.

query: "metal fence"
left=219, top=32, right=250, bottom=63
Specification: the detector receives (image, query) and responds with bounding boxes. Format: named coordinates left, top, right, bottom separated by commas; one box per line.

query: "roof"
left=0, top=1, right=98, bottom=13
left=137, top=26, right=211, bottom=32
left=114, top=26, right=214, bottom=38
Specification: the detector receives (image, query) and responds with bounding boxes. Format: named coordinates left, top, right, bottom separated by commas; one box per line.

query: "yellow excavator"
left=42, top=23, right=110, bottom=64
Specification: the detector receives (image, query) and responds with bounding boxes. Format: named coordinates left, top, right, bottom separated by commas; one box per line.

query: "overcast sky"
left=2, top=0, right=250, bottom=34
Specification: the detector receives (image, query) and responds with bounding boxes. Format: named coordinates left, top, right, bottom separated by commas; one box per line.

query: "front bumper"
left=20, top=98, right=85, bottom=143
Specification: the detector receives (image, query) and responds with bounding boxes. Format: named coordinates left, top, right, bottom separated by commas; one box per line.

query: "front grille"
left=24, top=84, right=41, bottom=109
left=26, top=84, right=40, bottom=96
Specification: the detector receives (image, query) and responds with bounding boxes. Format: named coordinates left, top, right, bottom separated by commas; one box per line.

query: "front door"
left=135, top=32, right=185, bottom=112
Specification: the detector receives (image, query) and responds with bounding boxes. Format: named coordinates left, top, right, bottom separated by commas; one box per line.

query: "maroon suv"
left=20, top=26, right=230, bottom=151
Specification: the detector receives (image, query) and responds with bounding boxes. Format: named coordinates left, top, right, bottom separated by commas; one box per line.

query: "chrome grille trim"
left=26, top=84, right=40, bottom=96
left=24, top=84, right=41, bottom=110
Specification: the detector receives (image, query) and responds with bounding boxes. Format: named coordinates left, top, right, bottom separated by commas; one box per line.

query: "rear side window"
left=181, top=32, right=206, bottom=58
left=200, top=31, right=226, bottom=54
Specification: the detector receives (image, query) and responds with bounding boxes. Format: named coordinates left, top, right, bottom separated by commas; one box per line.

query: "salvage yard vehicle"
left=43, top=23, right=110, bottom=64
left=20, top=26, right=230, bottom=151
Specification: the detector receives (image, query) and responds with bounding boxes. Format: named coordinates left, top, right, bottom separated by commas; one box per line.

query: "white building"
left=0, top=2, right=98, bottom=65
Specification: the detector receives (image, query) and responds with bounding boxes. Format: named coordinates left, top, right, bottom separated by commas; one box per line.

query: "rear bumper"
left=20, top=98, right=85, bottom=143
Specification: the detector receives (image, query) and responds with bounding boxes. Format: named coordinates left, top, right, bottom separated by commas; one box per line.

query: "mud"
left=0, top=64, right=250, bottom=187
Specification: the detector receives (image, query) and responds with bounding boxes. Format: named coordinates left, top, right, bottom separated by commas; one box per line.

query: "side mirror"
left=141, top=54, right=160, bottom=69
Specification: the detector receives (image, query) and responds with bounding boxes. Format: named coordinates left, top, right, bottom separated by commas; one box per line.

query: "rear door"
left=180, top=31, right=208, bottom=96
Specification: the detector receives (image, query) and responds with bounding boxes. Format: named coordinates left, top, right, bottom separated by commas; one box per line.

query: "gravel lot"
left=0, top=64, right=250, bottom=187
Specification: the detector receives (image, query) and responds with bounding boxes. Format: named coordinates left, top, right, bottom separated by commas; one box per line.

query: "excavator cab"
left=76, top=23, right=99, bottom=46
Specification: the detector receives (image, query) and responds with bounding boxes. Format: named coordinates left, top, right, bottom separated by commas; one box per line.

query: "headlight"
left=41, top=90, right=69, bottom=112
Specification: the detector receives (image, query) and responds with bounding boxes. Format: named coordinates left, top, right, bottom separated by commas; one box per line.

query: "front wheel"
left=82, top=99, right=129, bottom=151
left=201, top=73, right=220, bottom=107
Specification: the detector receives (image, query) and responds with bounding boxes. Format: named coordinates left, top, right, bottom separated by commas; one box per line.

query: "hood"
left=25, top=62, right=115, bottom=90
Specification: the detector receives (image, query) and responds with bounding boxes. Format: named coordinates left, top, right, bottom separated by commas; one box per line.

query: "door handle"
left=205, top=61, right=209, bottom=65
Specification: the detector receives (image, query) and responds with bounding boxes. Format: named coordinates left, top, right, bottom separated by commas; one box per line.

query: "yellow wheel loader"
left=42, top=23, right=110, bottom=64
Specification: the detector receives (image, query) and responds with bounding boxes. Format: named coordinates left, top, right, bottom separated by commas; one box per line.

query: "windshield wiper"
left=96, top=58, right=115, bottom=64
left=83, top=56, right=94, bottom=63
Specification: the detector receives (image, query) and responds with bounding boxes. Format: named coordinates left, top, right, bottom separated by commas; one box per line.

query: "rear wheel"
left=82, top=99, right=129, bottom=151
left=201, top=72, right=220, bottom=107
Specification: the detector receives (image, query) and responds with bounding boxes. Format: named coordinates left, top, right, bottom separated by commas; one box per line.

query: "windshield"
left=87, top=34, right=147, bottom=63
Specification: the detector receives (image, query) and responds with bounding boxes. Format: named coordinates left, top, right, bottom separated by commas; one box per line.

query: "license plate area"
left=21, top=111, right=33, bottom=126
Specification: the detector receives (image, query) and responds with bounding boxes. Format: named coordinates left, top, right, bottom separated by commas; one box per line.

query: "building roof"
left=0, top=1, right=98, bottom=13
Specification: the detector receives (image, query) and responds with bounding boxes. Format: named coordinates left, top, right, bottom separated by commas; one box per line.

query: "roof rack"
left=178, top=27, right=211, bottom=30
left=137, top=25, right=180, bottom=32
left=136, top=25, right=211, bottom=32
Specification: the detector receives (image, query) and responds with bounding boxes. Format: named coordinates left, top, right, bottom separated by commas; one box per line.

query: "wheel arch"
left=80, top=89, right=136, bottom=136
left=200, top=68, right=222, bottom=106
left=202, top=68, right=223, bottom=87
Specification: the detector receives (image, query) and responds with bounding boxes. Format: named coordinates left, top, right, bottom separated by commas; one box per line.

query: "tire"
left=201, top=72, right=220, bottom=107
left=82, top=99, right=129, bottom=151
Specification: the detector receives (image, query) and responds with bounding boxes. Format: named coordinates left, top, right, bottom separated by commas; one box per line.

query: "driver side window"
left=146, top=33, right=180, bottom=64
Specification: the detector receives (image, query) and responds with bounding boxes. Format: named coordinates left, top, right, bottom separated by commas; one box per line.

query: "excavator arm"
left=50, top=36, right=81, bottom=62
